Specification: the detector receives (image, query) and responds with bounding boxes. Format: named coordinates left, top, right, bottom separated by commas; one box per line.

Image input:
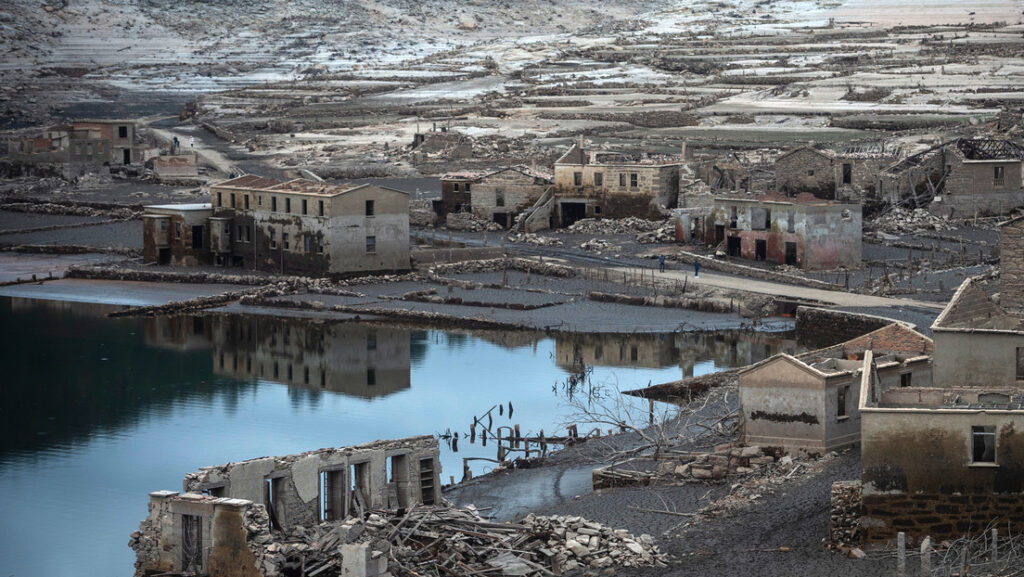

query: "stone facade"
left=182, top=437, right=441, bottom=531
left=705, top=193, right=862, bottom=270
left=145, top=175, right=411, bottom=276
left=1001, top=215, right=1024, bottom=311
left=150, top=153, right=199, bottom=179
left=794, top=307, right=906, bottom=347
left=775, top=143, right=899, bottom=202
left=881, top=138, right=1024, bottom=217
left=552, top=143, right=681, bottom=225
left=469, top=165, right=552, bottom=228
left=142, top=204, right=214, bottom=266
left=433, top=171, right=479, bottom=220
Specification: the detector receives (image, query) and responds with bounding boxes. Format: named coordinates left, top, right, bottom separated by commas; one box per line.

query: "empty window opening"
left=496, top=190, right=505, bottom=207
left=175, top=222, right=182, bottom=240
left=837, top=385, right=849, bottom=418
left=191, top=226, right=204, bottom=249
left=594, top=345, right=603, bottom=360
left=629, top=173, right=638, bottom=187
left=283, top=232, right=290, bottom=251
left=594, top=172, right=603, bottom=187
left=842, top=163, right=852, bottom=185
left=367, top=332, right=377, bottom=351
left=350, top=462, right=371, bottom=516
left=301, top=199, right=307, bottom=215
left=972, top=426, right=996, bottom=463
left=271, top=197, right=277, bottom=212
left=729, top=206, right=738, bottom=228
left=900, top=373, right=912, bottom=388
left=630, top=346, right=638, bottom=362
left=217, top=192, right=223, bottom=207
left=319, top=469, right=345, bottom=522
left=118, top=126, right=128, bottom=138
left=365, top=200, right=374, bottom=216
left=264, top=477, right=284, bottom=530
left=995, top=166, right=1005, bottom=186
left=787, top=210, right=795, bottom=233
left=619, top=173, right=626, bottom=187
left=807, top=169, right=815, bottom=176
left=303, top=366, right=309, bottom=385
left=751, top=208, right=769, bottom=231
left=318, top=200, right=324, bottom=217
left=200, top=485, right=225, bottom=498
left=367, top=368, right=376, bottom=386
left=230, top=193, right=236, bottom=208
left=285, top=198, right=291, bottom=213
left=1017, top=347, right=1024, bottom=380
left=387, top=455, right=409, bottom=508
left=244, top=195, right=250, bottom=210
left=366, top=235, right=376, bottom=254
left=573, top=172, right=582, bottom=186
left=419, top=458, right=435, bottom=506
left=181, top=514, right=203, bottom=573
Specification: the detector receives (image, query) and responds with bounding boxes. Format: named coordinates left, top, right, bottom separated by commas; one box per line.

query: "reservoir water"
left=0, top=296, right=801, bottom=576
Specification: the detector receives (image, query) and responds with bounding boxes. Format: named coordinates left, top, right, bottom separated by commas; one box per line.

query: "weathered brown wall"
left=775, top=148, right=834, bottom=196
left=1002, top=219, right=1024, bottom=311
left=795, top=307, right=896, bottom=347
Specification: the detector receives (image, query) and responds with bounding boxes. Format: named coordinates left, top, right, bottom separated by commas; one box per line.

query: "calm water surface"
left=0, top=297, right=800, bottom=576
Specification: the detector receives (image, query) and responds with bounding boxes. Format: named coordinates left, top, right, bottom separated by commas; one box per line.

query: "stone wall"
left=470, top=168, right=549, bottom=224
left=829, top=481, right=862, bottom=548
left=861, top=493, right=1024, bottom=546
left=795, top=307, right=898, bottom=347
left=775, top=148, right=834, bottom=197
left=1001, top=217, right=1024, bottom=311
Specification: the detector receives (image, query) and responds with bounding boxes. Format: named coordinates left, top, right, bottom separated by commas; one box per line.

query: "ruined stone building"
left=550, top=142, right=682, bottom=226
left=740, top=323, right=932, bottom=456
left=858, top=278, right=1024, bottom=545
left=133, top=437, right=441, bottom=576
left=467, top=165, right=553, bottom=228
left=433, top=171, right=481, bottom=220
left=774, top=142, right=900, bottom=202
left=704, top=193, right=861, bottom=269
left=211, top=316, right=411, bottom=399
left=1000, top=214, right=1024, bottom=311
left=7, top=119, right=138, bottom=177
left=149, top=152, right=199, bottom=180
left=879, top=138, right=1024, bottom=216
left=143, top=175, right=410, bottom=276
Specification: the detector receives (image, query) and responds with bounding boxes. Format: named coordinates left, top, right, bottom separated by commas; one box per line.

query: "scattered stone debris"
left=506, top=232, right=563, bottom=246
left=429, top=257, right=576, bottom=278
left=238, top=505, right=667, bottom=577
left=828, top=480, right=862, bottom=551
left=636, top=223, right=675, bottom=244
left=869, top=207, right=955, bottom=234
left=0, top=201, right=139, bottom=219
left=445, top=211, right=503, bottom=232
left=566, top=217, right=665, bottom=235
left=579, top=238, right=621, bottom=253
left=409, top=199, right=435, bottom=227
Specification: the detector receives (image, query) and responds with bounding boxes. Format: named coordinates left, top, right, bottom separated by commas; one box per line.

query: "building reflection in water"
left=144, top=315, right=412, bottom=399
left=555, top=330, right=801, bottom=378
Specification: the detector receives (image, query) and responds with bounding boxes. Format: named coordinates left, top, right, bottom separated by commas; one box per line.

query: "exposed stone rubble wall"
left=0, top=200, right=141, bottom=219
left=593, top=444, right=780, bottom=489
left=861, top=493, right=1024, bottom=546
left=445, top=211, right=503, bottom=231
left=428, top=257, right=576, bottom=278
left=565, top=217, right=666, bottom=235
left=588, top=290, right=740, bottom=315
left=829, top=481, right=862, bottom=549
left=674, top=250, right=845, bottom=291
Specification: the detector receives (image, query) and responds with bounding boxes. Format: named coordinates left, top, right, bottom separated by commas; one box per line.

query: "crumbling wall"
left=182, top=436, right=441, bottom=530
left=1001, top=217, right=1024, bottom=311
left=829, top=481, right=862, bottom=548
left=470, top=169, right=548, bottom=224
left=775, top=148, right=834, bottom=197
left=130, top=491, right=261, bottom=577
left=795, top=307, right=895, bottom=347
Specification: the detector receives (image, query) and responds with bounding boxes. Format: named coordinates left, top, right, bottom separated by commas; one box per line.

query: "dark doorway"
left=158, top=248, right=170, bottom=265
left=122, top=149, right=131, bottom=165
left=319, top=469, right=345, bottom=522
left=785, top=242, right=798, bottom=266
left=842, top=163, right=852, bottom=185
left=560, top=202, right=586, bottom=227
left=419, top=458, right=436, bottom=505
left=492, top=212, right=508, bottom=228
left=714, top=225, right=725, bottom=245
left=726, top=236, right=741, bottom=257
left=191, top=226, right=204, bottom=249
left=181, top=514, right=202, bottom=573
left=755, top=239, right=767, bottom=261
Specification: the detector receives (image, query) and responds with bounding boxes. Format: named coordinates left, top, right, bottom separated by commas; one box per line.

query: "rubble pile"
left=635, top=223, right=675, bottom=244
left=566, top=217, right=665, bottom=235
left=430, top=257, right=576, bottom=278
left=409, top=199, right=434, bottom=227
left=579, top=238, right=621, bottom=253
left=506, top=232, right=563, bottom=246
left=242, top=505, right=666, bottom=577
left=445, top=212, right=503, bottom=232
left=870, top=207, right=954, bottom=234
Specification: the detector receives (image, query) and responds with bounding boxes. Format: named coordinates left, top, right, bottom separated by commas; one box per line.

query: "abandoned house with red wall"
left=775, top=142, right=900, bottom=202
left=131, top=437, right=441, bottom=577
left=739, top=323, right=933, bottom=456
left=879, top=138, right=1024, bottom=216
left=857, top=278, right=1024, bottom=545
left=550, top=141, right=682, bottom=226
left=7, top=119, right=138, bottom=177
left=142, top=175, right=410, bottom=276
left=704, top=192, right=861, bottom=270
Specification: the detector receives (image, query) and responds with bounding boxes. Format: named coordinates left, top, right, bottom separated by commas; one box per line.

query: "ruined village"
left=3, top=0, right=1024, bottom=576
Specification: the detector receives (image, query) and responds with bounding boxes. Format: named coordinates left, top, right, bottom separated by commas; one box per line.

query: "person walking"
left=658, top=254, right=666, bottom=273
left=694, top=260, right=700, bottom=278
left=189, top=136, right=195, bottom=149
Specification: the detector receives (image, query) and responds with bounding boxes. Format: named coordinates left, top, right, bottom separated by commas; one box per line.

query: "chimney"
left=680, top=142, right=687, bottom=159
left=578, top=134, right=584, bottom=150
